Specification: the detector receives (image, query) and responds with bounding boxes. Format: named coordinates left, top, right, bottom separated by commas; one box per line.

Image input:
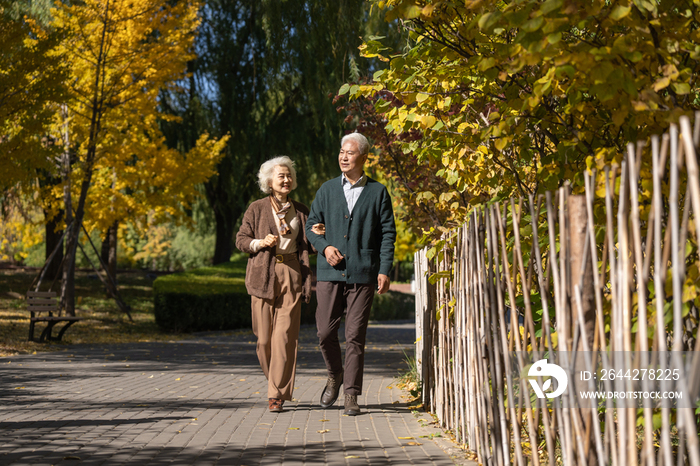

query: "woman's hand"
left=311, top=223, right=326, bottom=236
left=261, top=234, right=278, bottom=248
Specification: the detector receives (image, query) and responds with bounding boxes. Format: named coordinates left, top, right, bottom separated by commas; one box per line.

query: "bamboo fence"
left=414, top=115, right=700, bottom=466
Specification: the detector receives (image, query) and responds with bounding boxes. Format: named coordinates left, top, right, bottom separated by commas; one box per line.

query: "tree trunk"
left=206, top=155, right=248, bottom=265
left=44, top=209, right=64, bottom=281
left=101, top=227, right=109, bottom=266
left=62, top=219, right=78, bottom=317
left=212, top=207, right=236, bottom=264
left=63, top=147, right=99, bottom=315
left=60, top=104, right=75, bottom=316
left=108, top=221, right=118, bottom=280
left=567, top=195, right=595, bottom=351
left=101, top=220, right=118, bottom=281
left=567, top=194, right=597, bottom=466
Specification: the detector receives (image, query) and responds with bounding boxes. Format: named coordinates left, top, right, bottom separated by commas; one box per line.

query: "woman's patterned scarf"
left=270, top=195, right=292, bottom=235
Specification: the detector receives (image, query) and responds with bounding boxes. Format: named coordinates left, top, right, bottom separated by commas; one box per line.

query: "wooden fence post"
left=568, top=194, right=598, bottom=466
left=568, top=195, right=596, bottom=351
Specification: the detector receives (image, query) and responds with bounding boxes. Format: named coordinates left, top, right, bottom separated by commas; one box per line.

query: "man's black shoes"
left=320, top=371, right=343, bottom=408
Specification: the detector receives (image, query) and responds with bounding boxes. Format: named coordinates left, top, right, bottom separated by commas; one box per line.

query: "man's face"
left=338, top=140, right=367, bottom=177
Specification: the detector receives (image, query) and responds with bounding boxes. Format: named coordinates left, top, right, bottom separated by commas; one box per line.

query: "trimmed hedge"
left=153, top=261, right=252, bottom=332
left=370, top=290, right=415, bottom=321
left=153, top=260, right=415, bottom=332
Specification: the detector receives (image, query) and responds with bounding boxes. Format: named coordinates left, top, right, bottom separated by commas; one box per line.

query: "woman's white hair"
left=257, top=156, right=298, bottom=194
left=341, top=132, right=370, bottom=155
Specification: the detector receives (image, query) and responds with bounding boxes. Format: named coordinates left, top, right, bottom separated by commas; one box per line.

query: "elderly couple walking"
left=235, top=132, right=396, bottom=415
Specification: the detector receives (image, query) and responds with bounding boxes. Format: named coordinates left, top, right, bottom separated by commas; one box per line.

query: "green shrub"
left=154, top=260, right=415, bottom=332
left=370, top=290, right=415, bottom=321
left=154, top=260, right=317, bottom=332
left=153, top=261, right=249, bottom=332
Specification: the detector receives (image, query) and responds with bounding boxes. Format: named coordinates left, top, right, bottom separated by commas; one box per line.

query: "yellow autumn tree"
left=47, top=0, right=227, bottom=315
left=0, top=0, right=65, bottom=190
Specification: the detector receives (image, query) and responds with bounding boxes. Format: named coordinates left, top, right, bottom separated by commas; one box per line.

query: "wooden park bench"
left=27, top=291, right=80, bottom=342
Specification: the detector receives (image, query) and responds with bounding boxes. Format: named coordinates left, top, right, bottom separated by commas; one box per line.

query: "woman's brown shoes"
left=268, top=398, right=284, bottom=412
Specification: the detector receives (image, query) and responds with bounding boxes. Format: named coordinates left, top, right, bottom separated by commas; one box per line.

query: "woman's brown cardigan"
left=235, top=198, right=313, bottom=303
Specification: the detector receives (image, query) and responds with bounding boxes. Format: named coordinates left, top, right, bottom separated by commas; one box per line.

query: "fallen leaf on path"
left=407, top=442, right=422, bottom=446
left=345, top=455, right=360, bottom=459
left=317, top=429, right=329, bottom=433
left=175, top=378, right=181, bottom=381
left=288, top=427, right=299, bottom=430
left=398, top=437, right=414, bottom=439
left=319, top=419, right=330, bottom=422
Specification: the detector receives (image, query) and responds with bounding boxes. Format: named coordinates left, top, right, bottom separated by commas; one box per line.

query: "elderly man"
left=305, top=132, right=396, bottom=415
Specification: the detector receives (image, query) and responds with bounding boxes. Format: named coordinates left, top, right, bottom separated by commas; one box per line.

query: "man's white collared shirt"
left=342, top=173, right=367, bottom=214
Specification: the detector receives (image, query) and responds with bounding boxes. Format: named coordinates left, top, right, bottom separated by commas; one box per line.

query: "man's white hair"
left=341, top=132, right=370, bottom=155
left=257, top=156, right=298, bottom=194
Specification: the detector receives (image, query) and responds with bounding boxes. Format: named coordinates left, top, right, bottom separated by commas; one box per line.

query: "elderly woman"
left=235, top=156, right=313, bottom=413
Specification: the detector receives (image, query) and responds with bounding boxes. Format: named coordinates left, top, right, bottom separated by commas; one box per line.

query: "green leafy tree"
left=160, top=0, right=403, bottom=264
left=336, top=86, right=469, bottom=237
left=348, top=0, right=700, bottom=236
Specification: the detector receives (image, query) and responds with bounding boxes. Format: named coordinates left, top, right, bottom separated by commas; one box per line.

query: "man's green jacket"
left=305, top=175, right=396, bottom=284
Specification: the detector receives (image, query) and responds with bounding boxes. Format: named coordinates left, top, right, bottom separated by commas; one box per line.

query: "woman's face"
left=269, top=165, right=293, bottom=198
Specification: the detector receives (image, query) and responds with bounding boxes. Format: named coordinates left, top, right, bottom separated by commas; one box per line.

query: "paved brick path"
left=0, top=322, right=474, bottom=465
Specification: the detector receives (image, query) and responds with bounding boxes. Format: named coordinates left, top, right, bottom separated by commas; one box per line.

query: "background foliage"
left=342, top=0, right=700, bottom=240
left=159, top=0, right=408, bottom=264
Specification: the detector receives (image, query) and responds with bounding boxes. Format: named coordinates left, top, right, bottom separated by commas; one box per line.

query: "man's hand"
left=323, top=245, right=344, bottom=266
left=261, top=234, right=278, bottom=248
left=377, top=274, right=390, bottom=294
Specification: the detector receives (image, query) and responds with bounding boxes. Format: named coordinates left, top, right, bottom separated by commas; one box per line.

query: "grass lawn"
left=0, top=266, right=190, bottom=357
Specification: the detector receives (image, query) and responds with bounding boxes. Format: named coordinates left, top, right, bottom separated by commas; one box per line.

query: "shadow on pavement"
left=2, top=440, right=401, bottom=465
left=0, top=321, right=419, bottom=465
